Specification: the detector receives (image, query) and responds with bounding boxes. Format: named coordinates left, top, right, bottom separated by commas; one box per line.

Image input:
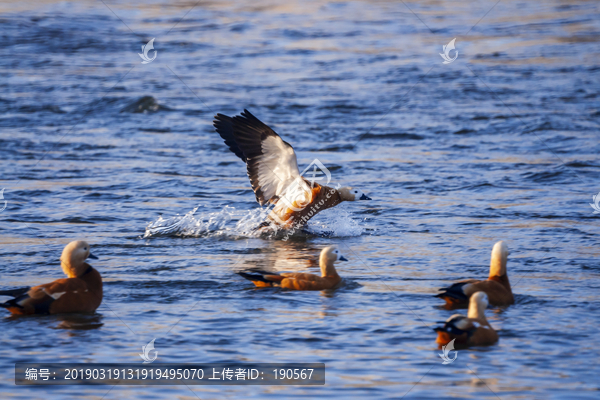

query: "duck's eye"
left=84, top=248, right=87, bottom=250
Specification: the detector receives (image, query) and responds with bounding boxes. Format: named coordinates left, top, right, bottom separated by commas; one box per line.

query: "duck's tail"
left=237, top=269, right=284, bottom=288
left=0, top=287, right=30, bottom=298
left=0, top=299, right=23, bottom=310
left=435, top=283, right=470, bottom=309
left=0, top=287, right=30, bottom=312
left=433, top=315, right=476, bottom=347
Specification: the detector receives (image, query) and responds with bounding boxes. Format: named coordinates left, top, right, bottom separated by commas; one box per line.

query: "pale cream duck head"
left=489, top=241, right=509, bottom=277
left=338, top=187, right=371, bottom=202
left=467, top=291, right=489, bottom=319
left=60, top=240, right=98, bottom=278
left=319, top=246, right=348, bottom=276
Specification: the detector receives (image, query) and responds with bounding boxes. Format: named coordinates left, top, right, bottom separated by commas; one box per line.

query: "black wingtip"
left=436, top=290, right=469, bottom=301
left=237, top=271, right=269, bottom=283
left=0, top=300, right=24, bottom=309
left=240, top=109, right=260, bottom=122
left=0, top=287, right=30, bottom=298
left=214, top=112, right=247, bottom=162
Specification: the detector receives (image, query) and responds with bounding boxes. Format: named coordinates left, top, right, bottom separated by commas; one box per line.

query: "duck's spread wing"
left=214, top=113, right=247, bottom=162
left=227, top=109, right=310, bottom=206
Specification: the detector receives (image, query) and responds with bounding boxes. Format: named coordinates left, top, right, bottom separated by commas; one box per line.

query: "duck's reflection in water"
left=240, top=239, right=322, bottom=273
left=55, top=313, right=103, bottom=331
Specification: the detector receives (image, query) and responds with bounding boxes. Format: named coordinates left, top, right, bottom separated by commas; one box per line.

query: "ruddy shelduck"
left=434, top=291, right=499, bottom=348
left=237, top=246, right=347, bottom=290
left=0, top=241, right=102, bottom=315
left=213, top=110, right=371, bottom=231
left=435, top=241, right=514, bottom=309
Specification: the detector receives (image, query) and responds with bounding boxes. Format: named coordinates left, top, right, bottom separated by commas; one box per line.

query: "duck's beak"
left=339, top=256, right=348, bottom=262
left=88, top=253, right=99, bottom=260
left=359, top=194, right=371, bottom=200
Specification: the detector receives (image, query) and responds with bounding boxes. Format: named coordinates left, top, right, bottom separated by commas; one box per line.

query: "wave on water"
left=143, top=204, right=364, bottom=239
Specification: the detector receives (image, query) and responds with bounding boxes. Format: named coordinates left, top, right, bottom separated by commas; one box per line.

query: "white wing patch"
left=49, top=291, right=66, bottom=300
left=454, top=317, right=472, bottom=330
left=462, top=283, right=475, bottom=295
left=446, top=314, right=463, bottom=322
left=258, top=136, right=310, bottom=204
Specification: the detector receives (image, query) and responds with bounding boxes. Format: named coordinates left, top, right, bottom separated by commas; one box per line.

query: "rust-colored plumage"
left=434, top=292, right=499, bottom=348
left=0, top=241, right=102, bottom=315
left=237, top=246, right=346, bottom=291
left=436, top=241, right=514, bottom=309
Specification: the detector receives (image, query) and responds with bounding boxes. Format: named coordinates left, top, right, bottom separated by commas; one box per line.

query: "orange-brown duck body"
left=238, top=246, right=346, bottom=291
left=0, top=241, right=102, bottom=315
left=436, top=241, right=513, bottom=309
left=434, top=291, right=499, bottom=348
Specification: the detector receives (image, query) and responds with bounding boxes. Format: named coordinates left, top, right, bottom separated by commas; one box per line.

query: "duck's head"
left=319, top=246, right=348, bottom=276
left=468, top=291, right=489, bottom=319
left=338, top=187, right=371, bottom=201
left=489, top=241, right=509, bottom=277
left=60, top=240, right=98, bottom=278
left=471, top=291, right=489, bottom=308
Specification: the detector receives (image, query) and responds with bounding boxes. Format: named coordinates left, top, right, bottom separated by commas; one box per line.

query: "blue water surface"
left=1, top=0, right=599, bottom=399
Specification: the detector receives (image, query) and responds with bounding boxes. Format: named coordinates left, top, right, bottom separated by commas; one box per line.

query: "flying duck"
left=237, top=246, right=346, bottom=290
left=213, top=110, right=371, bottom=231
left=434, top=291, right=499, bottom=348
left=435, top=241, right=513, bottom=309
left=0, top=241, right=102, bottom=315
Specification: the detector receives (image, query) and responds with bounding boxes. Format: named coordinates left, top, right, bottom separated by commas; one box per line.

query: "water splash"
left=143, top=205, right=259, bottom=238
left=291, top=206, right=364, bottom=239
left=143, top=204, right=363, bottom=239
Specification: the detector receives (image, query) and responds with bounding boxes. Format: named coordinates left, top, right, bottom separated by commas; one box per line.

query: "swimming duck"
left=214, top=110, right=371, bottom=231
left=435, top=241, right=513, bottom=309
left=0, top=241, right=102, bottom=315
left=434, top=291, right=499, bottom=348
left=237, top=246, right=346, bottom=290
